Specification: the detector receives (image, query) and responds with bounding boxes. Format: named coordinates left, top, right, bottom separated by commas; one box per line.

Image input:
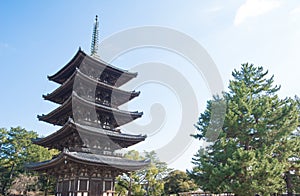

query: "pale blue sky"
left=1, top=0, right=299, bottom=170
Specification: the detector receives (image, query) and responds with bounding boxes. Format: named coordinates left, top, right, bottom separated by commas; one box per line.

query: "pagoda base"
left=56, top=176, right=116, bottom=196
left=27, top=151, right=149, bottom=196
left=51, top=159, right=120, bottom=196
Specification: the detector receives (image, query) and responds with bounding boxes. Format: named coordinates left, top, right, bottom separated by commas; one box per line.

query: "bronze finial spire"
left=90, top=15, right=99, bottom=58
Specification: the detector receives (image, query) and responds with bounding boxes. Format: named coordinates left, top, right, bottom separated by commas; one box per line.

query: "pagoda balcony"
left=38, top=92, right=143, bottom=128
left=43, top=68, right=140, bottom=107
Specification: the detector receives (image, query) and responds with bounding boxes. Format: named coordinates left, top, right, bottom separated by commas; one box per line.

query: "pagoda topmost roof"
left=48, top=48, right=137, bottom=86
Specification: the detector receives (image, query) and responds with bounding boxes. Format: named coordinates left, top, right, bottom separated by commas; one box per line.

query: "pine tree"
left=189, top=64, right=299, bottom=196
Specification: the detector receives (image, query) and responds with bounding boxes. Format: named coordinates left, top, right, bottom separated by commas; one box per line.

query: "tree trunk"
left=1, top=163, right=15, bottom=195
left=284, top=171, right=293, bottom=196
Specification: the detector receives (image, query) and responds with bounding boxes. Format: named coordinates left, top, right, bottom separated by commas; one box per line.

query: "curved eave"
left=76, top=121, right=146, bottom=141
left=33, top=118, right=74, bottom=147
left=38, top=92, right=143, bottom=126
left=43, top=69, right=140, bottom=105
left=67, top=151, right=150, bottom=171
left=27, top=151, right=150, bottom=171
left=48, top=48, right=86, bottom=84
left=37, top=95, right=72, bottom=125
left=26, top=152, right=65, bottom=171
left=48, top=48, right=137, bottom=86
left=34, top=118, right=146, bottom=148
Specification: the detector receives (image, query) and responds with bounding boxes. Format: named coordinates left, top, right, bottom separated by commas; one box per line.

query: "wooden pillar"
left=102, top=181, right=105, bottom=193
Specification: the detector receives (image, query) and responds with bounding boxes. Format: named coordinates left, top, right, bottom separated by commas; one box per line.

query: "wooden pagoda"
left=28, top=16, right=148, bottom=196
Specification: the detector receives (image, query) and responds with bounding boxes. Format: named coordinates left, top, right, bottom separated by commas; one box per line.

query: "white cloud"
left=234, top=0, right=281, bottom=26
left=289, top=6, right=300, bottom=23
left=290, top=6, right=300, bottom=16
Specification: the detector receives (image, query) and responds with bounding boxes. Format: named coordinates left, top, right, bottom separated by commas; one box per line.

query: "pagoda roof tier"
left=43, top=68, right=140, bottom=107
left=48, top=48, right=137, bottom=87
left=27, top=151, right=150, bottom=172
left=33, top=118, right=146, bottom=151
left=38, top=92, right=143, bottom=127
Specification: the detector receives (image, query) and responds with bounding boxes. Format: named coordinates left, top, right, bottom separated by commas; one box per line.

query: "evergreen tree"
left=115, top=150, right=169, bottom=196
left=115, top=150, right=146, bottom=196
left=189, top=64, right=299, bottom=196
left=163, top=170, right=197, bottom=195
left=0, top=127, right=57, bottom=195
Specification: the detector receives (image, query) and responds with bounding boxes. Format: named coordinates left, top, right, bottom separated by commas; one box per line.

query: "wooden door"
left=90, top=180, right=103, bottom=196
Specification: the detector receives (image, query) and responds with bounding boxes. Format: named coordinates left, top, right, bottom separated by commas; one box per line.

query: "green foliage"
left=0, top=127, right=58, bottom=195
left=115, top=150, right=146, bottom=195
left=115, top=150, right=170, bottom=196
left=163, top=170, right=197, bottom=195
left=189, top=64, right=300, bottom=196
